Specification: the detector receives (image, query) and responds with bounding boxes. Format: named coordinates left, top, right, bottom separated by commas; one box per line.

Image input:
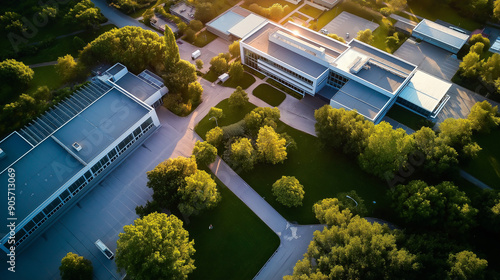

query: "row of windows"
left=5, top=117, right=155, bottom=251
left=327, top=71, right=349, bottom=90
left=244, top=49, right=314, bottom=85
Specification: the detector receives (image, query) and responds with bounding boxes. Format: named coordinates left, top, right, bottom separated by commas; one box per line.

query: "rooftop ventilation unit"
left=0, top=148, right=5, bottom=159
left=72, top=142, right=82, bottom=152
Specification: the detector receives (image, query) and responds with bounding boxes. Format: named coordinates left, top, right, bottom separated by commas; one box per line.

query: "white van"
left=95, top=239, right=114, bottom=260
left=191, top=50, right=201, bottom=60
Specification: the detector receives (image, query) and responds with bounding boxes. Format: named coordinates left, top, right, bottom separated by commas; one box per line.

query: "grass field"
left=405, top=2, right=480, bottom=32
left=28, top=65, right=64, bottom=94
left=463, top=128, right=500, bottom=190
left=252, top=84, right=286, bottom=107
left=241, top=0, right=299, bottom=10
left=222, top=72, right=256, bottom=89
left=386, top=105, right=434, bottom=131
left=195, top=99, right=394, bottom=224
left=186, top=176, right=279, bottom=280
left=298, top=5, right=323, bottom=19
left=193, top=30, right=218, bottom=48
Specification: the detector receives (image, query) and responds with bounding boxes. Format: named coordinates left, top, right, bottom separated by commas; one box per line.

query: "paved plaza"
left=394, top=39, right=460, bottom=81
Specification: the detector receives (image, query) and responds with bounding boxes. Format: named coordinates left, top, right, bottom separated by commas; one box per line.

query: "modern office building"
left=206, top=7, right=267, bottom=41
left=412, top=19, right=469, bottom=54
left=240, top=20, right=451, bottom=122
left=0, top=64, right=166, bottom=254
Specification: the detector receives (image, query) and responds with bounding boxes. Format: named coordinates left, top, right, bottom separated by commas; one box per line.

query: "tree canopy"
left=390, top=180, right=478, bottom=233
left=178, top=170, right=221, bottom=216
left=59, top=252, right=93, bottom=280
left=467, top=100, right=500, bottom=133
left=356, top=29, right=374, bottom=44
left=256, top=125, right=287, bottom=164
left=116, top=213, right=195, bottom=280
left=0, top=59, right=34, bottom=89
left=447, top=251, right=488, bottom=280
left=228, top=86, right=248, bottom=108
left=229, top=137, right=256, bottom=171
left=191, top=141, right=217, bottom=166
left=272, top=176, right=305, bottom=207
left=286, top=199, right=419, bottom=280
left=244, top=107, right=281, bottom=134
left=205, top=126, right=223, bottom=147
left=228, top=61, right=244, bottom=81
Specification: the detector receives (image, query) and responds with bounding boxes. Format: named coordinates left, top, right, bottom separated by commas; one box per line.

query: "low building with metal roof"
left=0, top=64, right=166, bottom=254
left=412, top=19, right=469, bottom=54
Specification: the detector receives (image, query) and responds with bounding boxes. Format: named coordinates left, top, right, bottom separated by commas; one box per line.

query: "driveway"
left=394, top=39, right=460, bottom=81
left=322, top=11, right=379, bottom=41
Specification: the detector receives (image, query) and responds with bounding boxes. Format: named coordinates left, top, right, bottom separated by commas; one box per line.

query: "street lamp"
left=209, top=117, right=218, bottom=126
left=346, top=195, right=358, bottom=207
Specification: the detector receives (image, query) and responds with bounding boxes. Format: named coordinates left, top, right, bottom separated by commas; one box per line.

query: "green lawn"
left=252, top=84, right=286, bottom=107
left=196, top=99, right=394, bottom=224
left=222, top=72, right=256, bottom=89
left=291, top=13, right=309, bottom=22
left=203, top=71, right=219, bottom=83
left=298, top=5, right=323, bottom=19
left=28, top=65, right=64, bottom=94
left=463, top=128, right=500, bottom=190
left=315, top=7, right=342, bottom=31
left=267, top=79, right=303, bottom=100
left=186, top=176, right=279, bottom=280
left=21, top=24, right=117, bottom=65
left=386, top=105, right=434, bottom=131
left=193, top=30, right=218, bottom=48
left=195, top=99, right=257, bottom=139
left=406, top=2, right=480, bottom=31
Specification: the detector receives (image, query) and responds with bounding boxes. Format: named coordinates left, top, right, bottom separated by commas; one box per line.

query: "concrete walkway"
left=459, top=170, right=493, bottom=190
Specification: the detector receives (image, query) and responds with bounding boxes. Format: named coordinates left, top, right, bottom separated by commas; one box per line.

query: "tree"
left=195, top=59, right=204, bottom=70
left=412, top=126, right=459, bottom=174
left=0, top=12, right=26, bottom=33
left=358, top=122, right=414, bottom=180
left=356, top=29, right=374, bottom=44
left=390, top=180, right=478, bottom=233
left=244, top=107, right=280, bottom=134
left=286, top=200, right=419, bottom=280
left=228, top=61, right=244, bottom=81
left=56, top=55, right=78, bottom=82
left=208, top=107, right=223, bottom=123
left=205, top=127, right=223, bottom=147
left=59, top=252, right=93, bottom=280
left=228, top=86, right=248, bottom=108
left=480, top=53, right=500, bottom=83
left=209, top=54, right=228, bottom=75
left=189, top=20, right=203, bottom=32
left=168, top=59, right=197, bottom=94
left=438, top=118, right=480, bottom=158
left=116, top=213, right=195, bottom=280
left=336, top=190, right=368, bottom=216
left=256, top=125, right=287, bottom=164
left=467, top=100, right=500, bottom=133
left=229, top=137, right=256, bottom=171
left=314, top=105, right=373, bottom=155
left=229, top=40, right=241, bottom=58
left=269, top=3, right=286, bottom=21
left=327, top=33, right=346, bottom=43
left=469, top=34, right=490, bottom=51
left=272, top=176, right=304, bottom=207
left=386, top=32, right=400, bottom=50
left=165, top=25, right=180, bottom=72
left=470, top=42, right=484, bottom=55
left=66, top=0, right=105, bottom=29
left=195, top=2, right=216, bottom=23
left=459, top=52, right=481, bottom=78
left=146, top=156, right=197, bottom=209
left=494, top=0, right=500, bottom=21
left=187, top=81, right=203, bottom=105
left=447, top=251, right=488, bottom=280
left=178, top=170, right=221, bottom=216
left=192, top=141, right=217, bottom=166
left=0, top=59, right=34, bottom=88
left=184, top=28, right=196, bottom=42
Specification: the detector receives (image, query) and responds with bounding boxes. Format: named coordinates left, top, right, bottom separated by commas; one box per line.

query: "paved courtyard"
left=322, top=11, right=379, bottom=41
left=178, top=37, right=230, bottom=73
left=394, top=39, right=460, bottom=81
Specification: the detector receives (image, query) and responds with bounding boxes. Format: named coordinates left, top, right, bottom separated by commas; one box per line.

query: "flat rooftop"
left=244, top=22, right=328, bottom=77
left=106, top=64, right=125, bottom=76
left=207, top=10, right=246, bottom=36
left=0, top=88, right=150, bottom=235
left=228, top=14, right=267, bottom=39
left=0, top=132, right=32, bottom=172
left=331, top=81, right=390, bottom=120
left=413, top=19, right=469, bottom=50
left=114, top=72, right=159, bottom=102
left=399, top=70, right=452, bottom=113
left=334, top=40, right=416, bottom=93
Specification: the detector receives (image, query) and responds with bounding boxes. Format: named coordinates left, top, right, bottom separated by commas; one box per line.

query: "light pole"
left=346, top=195, right=358, bottom=207
left=209, top=117, right=218, bottom=126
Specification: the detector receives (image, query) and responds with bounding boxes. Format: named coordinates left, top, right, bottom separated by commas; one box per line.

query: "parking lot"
left=394, top=39, right=460, bottom=81
left=322, top=11, right=379, bottom=41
